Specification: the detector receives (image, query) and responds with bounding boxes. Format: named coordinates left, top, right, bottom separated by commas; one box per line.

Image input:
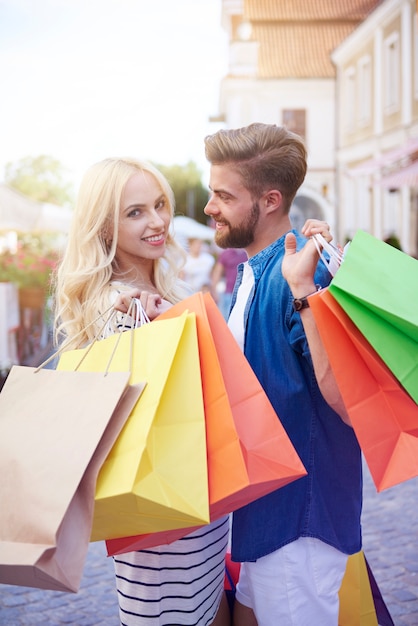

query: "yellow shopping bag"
left=339, top=551, right=378, bottom=626
left=58, top=312, right=210, bottom=541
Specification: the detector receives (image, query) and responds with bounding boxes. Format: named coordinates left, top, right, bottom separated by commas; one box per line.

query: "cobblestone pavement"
left=361, top=464, right=418, bottom=626
left=0, top=461, right=417, bottom=625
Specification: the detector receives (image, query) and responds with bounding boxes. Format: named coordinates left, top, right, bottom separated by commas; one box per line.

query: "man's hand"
left=282, top=219, right=332, bottom=297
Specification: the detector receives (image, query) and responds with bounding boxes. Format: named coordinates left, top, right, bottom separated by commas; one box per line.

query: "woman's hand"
left=300, top=218, right=332, bottom=242
left=282, top=219, right=332, bottom=297
left=113, top=288, right=171, bottom=320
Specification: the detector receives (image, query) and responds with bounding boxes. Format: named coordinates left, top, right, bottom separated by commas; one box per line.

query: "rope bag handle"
left=36, top=298, right=150, bottom=374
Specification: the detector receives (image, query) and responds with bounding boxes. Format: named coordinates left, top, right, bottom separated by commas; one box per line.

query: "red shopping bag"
left=224, top=551, right=241, bottom=617
left=106, top=292, right=306, bottom=555
left=309, top=288, right=418, bottom=491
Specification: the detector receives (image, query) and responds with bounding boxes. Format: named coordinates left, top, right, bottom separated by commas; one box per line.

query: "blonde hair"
left=53, top=157, right=188, bottom=351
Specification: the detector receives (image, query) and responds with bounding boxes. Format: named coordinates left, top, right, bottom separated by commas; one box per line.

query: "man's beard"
left=214, top=201, right=260, bottom=249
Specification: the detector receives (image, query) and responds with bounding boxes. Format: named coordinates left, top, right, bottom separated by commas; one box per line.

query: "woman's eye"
left=156, top=199, right=166, bottom=211
left=128, top=208, right=141, bottom=218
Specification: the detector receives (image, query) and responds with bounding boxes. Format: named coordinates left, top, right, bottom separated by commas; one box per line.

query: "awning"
left=172, top=215, right=215, bottom=244
left=0, top=184, right=72, bottom=233
left=349, top=137, right=418, bottom=176
left=380, top=160, right=418, bottom=189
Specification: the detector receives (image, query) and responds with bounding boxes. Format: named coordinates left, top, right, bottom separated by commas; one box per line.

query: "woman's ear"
left=102, top=223, right=114, bottom=246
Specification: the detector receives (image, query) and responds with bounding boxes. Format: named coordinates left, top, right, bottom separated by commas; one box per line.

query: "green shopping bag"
left=329, top=230, right=418, bottom=403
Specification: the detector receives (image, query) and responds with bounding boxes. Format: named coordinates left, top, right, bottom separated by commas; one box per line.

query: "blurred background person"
left=211, top=248, right=247, bottom=320
left=180, top=237, right=215, bottom=293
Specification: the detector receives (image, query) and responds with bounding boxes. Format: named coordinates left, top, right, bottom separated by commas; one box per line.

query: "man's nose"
left=204, top=196, right=216, bottom=216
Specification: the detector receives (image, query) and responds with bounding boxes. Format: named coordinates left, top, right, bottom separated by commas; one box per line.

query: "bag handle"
left=35, top=298, right=149, bottom=374
left=99, top=298, right=149, bottom=375
left=224, top=564, right=236, bottom=592
left=35, top=304, right=116, bottom=372
left=312, top=233, right=349, bottom=277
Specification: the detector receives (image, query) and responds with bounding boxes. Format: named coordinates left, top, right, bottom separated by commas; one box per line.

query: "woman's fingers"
left=113, top=290, right=167, bottom=321
left=137, top=293, right=163, bottom=319
left=113, top=288, right=141, bottom=313
left=301, top=219, right=332, bottom=242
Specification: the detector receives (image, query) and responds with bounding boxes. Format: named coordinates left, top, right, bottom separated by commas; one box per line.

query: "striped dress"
left=113, top=516, right=229, bottom=626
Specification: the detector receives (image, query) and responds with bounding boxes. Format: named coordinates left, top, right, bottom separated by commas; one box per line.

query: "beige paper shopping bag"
left=0, top=365, right=144, bottom=592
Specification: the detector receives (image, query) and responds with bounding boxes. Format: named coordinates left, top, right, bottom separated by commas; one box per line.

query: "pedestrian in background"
left=210, top=248, right=247, bottom=320
left=53, top=157, right=231, bottom=626
left=180, top=237, right=215, bottom=293
left=204, top=123, right=363, bottom=626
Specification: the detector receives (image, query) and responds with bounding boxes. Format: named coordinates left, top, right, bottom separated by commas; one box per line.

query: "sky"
left=0, top=0, right=228, bottom=191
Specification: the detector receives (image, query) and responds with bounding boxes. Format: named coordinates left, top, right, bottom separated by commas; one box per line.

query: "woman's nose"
left=149, top=210, right=165, bottom=227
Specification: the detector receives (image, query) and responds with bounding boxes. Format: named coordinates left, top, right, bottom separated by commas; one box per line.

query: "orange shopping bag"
left=309, top=288, right=418, bottom=491
left=106, top=292, right=306, bottom=555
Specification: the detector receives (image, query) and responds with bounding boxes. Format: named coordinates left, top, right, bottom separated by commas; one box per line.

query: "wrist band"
left=292, top=285, right=322, bottom=312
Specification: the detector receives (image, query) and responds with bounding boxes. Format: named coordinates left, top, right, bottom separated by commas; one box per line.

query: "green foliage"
left=154, top=161, right=209, bottom=224
left=4, top=155, right=74, bottom=207
left=383, top=233, right=402, bottom=250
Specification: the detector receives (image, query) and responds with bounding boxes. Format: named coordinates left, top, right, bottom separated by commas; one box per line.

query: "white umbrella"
left=173, top=216, right=215, bottom=243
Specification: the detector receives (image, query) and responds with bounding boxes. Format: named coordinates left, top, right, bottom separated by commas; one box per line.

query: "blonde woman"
left=54, top=157, right=230, bottom=626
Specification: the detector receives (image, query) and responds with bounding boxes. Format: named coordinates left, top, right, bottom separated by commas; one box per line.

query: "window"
left=383, top=32, right=400, bottom=113
left=344, top=66, right=356, bottom=133
left=282, top=109, right=306, bottom=141
left=414, top=16, right=418, bottom=99
left=357, top=56, right=372, bottom=126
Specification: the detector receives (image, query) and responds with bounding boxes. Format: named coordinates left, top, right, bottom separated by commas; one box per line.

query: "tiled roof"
left=244, top=0, right=383, bottom=22
left=253, top=22, right=360, bottom=78
left=238, top=0, right=384, bottom=78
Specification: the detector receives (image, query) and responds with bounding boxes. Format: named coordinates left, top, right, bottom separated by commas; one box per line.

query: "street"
left=0, top=461, right=417, bottom=625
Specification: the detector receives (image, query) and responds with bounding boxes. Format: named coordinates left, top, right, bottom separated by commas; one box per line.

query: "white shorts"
left=235, top=537, right=348, bottom=626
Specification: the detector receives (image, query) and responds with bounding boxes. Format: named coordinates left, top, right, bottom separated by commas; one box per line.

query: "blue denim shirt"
left=230, top=231, right=363, bottom=562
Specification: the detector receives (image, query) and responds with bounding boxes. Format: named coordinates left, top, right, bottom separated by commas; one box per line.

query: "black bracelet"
left=292, top=285, right=322, bottom=312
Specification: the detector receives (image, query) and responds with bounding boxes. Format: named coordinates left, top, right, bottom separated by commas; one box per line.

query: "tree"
left=4, top=155, right=75, bottom=207
left=155, top=161, right=209, bottom=224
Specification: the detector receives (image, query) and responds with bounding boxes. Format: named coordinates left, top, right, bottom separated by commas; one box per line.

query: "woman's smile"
left=142, top=233, right=165, bottom=245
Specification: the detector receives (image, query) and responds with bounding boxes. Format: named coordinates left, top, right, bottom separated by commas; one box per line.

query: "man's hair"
left=204, top=123, right=307, bottom=211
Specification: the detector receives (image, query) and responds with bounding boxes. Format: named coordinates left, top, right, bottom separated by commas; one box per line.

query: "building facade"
left=212, top=0, right=383, bottom=235
left=332, top=0, right=418, bottom=255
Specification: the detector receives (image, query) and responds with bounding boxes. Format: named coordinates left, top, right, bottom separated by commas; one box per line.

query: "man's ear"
left=263, top=189, right=282, bottom=214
